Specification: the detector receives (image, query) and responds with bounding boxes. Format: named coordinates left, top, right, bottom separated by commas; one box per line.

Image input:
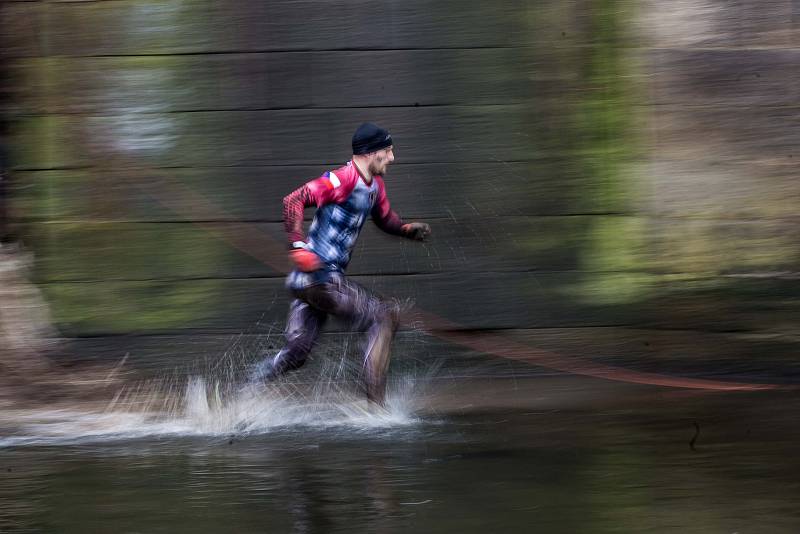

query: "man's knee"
left=376, top=299, right=402, bottom=331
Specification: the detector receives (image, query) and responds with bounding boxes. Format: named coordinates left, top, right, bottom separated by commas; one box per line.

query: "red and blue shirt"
left=283, top=160, right=404, bottom=290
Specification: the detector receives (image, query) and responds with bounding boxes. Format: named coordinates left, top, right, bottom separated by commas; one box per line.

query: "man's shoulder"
left=321, top=162, right=359, bottom=191
left=329, top=162, right=358, bottom=179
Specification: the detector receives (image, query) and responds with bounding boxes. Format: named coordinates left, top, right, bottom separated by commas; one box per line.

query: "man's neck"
left=352, top=157, right=373, bottom=184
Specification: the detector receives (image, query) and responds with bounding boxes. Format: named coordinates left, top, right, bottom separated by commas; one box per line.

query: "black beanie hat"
left=352, top=122, right=393, bottom=155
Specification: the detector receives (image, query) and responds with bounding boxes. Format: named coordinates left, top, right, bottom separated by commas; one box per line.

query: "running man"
left=250, top=123, right=431, bottom=405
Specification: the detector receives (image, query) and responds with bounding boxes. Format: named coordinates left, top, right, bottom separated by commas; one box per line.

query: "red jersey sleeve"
left=282, top=171, right=351, bottom=246
left=371, top=176, right=405, bottom=236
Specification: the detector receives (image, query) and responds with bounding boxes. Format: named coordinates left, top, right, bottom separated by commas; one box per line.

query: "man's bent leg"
left=250, top=299, right=325, bottom=382
left=361, top=310, right=399, bottom=405
left=303, top=276, right=401, bottom=404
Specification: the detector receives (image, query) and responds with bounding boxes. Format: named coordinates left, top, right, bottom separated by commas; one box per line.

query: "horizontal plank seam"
left=10, top=102, right=543, bottom=118
left=45, top=321, right=790, bottom=340
left=9, top=160, right=568, bottom=172
left=15, top=213, right=800, bottom=224
left=29, top=270, right=800, bottom=284
left=43, top=323, right=792, bottom=340
left=8, top=45, right=798, bottom=60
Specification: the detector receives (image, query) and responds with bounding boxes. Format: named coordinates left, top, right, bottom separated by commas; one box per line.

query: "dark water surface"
left=1, top=378, right=799, bottom=533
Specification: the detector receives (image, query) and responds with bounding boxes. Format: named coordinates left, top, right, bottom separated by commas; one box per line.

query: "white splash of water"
left=0, top=373, right=425, bottom=447
left=0, top=329, right=444, bottom=447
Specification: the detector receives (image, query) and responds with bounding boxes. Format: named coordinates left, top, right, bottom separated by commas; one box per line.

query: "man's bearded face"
left=368, top=146, right=394, bottom=176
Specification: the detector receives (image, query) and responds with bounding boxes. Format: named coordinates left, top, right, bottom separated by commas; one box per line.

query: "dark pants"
left=270, top=274, right=401, bottom=404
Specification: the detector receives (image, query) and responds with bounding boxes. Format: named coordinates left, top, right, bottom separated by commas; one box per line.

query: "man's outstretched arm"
left=371, top=177, right=431, bottom=240
left=282, top=173, right=343, bottom=271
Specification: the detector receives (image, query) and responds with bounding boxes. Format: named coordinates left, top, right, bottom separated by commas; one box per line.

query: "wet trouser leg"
left=268, top=298, right=327, bottom=377
left=284, top=275, right=400, bottom=404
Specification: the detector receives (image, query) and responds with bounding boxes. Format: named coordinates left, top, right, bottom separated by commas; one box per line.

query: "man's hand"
left=289, top=248, right=323, bottom=272
left=401, top=222, right=431, bottom=241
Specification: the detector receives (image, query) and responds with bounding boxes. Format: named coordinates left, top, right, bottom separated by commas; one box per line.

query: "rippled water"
left=1, top=375, right=799, bottom=533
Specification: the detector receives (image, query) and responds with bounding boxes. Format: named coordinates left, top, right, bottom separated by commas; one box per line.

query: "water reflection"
left=2, top=381, right=800, bottom=533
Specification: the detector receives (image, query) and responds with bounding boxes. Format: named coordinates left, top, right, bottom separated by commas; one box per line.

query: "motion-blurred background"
left=1, top=0, right=798, bottom=385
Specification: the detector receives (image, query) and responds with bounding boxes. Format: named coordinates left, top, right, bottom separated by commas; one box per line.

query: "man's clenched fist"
left=401, top=222, right=431, bottom=241
left=290, top=248, right=322, bottom=272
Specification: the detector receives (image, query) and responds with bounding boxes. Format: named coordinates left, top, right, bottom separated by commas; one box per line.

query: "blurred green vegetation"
left=568, top=0, right=650, bottom=305
left=41, top=279, right=223, bottom=334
